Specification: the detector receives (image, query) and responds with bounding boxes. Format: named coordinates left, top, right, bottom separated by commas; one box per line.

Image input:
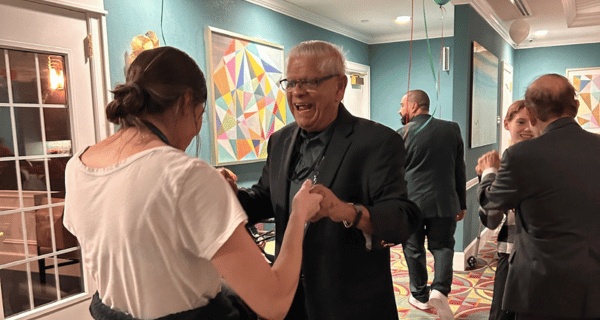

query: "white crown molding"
left=563, top=0, right=600, bottom=28
left=370, top=29, right=455, bottom=45
left=515, top=34, right=600, bottom=49
left=467, top=0, right=517, bottom=48
left=243, top=0, right=371, bottom=44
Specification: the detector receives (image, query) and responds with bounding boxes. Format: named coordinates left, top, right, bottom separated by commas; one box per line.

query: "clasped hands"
left=217, top=168, right=350, bottom=224
left=475, top=150, right=501, bottom=176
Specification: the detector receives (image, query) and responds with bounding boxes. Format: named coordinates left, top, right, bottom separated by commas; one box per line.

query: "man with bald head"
left=398, top=89, right=466, bottom=320
left=477, top=74, right=600, bottom=319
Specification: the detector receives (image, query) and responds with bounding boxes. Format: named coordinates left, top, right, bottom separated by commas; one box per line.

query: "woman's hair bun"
left=105, top=82, right=146, bottom=124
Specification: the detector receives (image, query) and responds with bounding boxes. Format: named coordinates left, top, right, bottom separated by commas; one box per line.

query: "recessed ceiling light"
left=534, top=30, right=549, bottom=37
left=395, top=16, right=411, bottom=24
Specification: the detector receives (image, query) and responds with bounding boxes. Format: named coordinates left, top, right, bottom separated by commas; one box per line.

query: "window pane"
left=1, top=263, right=33, bottom=317
left=44, top=107, right=72, bottom=155
left=8, top=50, right=38, bottom=104
left=15, top=107, right=43, bottom=157
left=0, top=106, right=15, bottom=154
left=49, top=157, right=69, bottom=198
left=21, top=159, right=47, bottom=191
left=0, top=211, right=29, bottom=265
left=0, top=160, right=18, bottom=193
left=39, top=54, right=67, bottom=105
left=0, top=50, right=8, bottom=103
left=39, top=249, right=84, bottom=301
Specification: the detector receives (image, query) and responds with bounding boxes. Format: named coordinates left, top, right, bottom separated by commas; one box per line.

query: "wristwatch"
left=343, top=203, right=363, bottom=228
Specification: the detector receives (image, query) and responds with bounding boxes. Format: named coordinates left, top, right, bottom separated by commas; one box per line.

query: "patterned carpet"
left=391, top=238, right=498, bottom=319
left=262, top=225, right=499, bottom=319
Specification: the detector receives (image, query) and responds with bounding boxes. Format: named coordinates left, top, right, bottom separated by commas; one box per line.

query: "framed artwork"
left=566, top=67, right=600, bottom=134
left=470, top=41, right=499, bottom=148
left=205, top=27, right=286, bottom=165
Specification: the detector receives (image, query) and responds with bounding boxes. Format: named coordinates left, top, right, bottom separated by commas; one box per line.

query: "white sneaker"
left=429, top=289, right=454, bottom=320
left=408, top=295, right=431, bottom=310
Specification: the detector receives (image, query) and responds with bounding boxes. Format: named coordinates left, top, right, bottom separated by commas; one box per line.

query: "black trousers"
left=402, top=217, right=456, bottom=303
left=490, top=252, right=515, bottom=320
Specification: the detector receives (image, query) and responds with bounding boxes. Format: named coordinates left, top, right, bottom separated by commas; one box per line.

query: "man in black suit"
left=397, top=90, right=466, bottom=320
left=220, top=41, right=420, bottom=320
left=477, top=74, right=600, bottom=320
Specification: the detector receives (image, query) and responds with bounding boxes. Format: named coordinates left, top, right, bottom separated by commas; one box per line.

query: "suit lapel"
left=317, top=106, right=354, bottom=188
left=272, top=126, right=300, bottom=212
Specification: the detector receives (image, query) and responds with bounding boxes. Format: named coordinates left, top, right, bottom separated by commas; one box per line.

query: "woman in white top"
left=63, top=46, right=322, bottom=320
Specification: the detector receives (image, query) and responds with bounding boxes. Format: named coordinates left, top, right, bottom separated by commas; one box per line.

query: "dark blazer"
left=239, top=105, right=421, bottom=320
left=478, top=117, right=600, bottom=318
left=397, top=114, right=466, bottom=218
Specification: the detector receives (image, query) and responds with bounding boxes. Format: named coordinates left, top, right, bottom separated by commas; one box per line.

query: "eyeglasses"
left=278, top=74, right=339, bottom=92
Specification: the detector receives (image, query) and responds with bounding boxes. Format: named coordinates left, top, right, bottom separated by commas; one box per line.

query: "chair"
left=34, top=197, right=80, bottom=283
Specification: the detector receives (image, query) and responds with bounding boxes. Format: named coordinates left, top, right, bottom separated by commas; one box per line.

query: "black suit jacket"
left=239, top=105, right=420, bottom=320
left=478, top=117, right=600, bottom=318
left=398, top=114, right=466, bottom=218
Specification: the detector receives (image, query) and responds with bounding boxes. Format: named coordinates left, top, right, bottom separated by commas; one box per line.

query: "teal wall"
left=103, top=0, right=369, bottom=187
left=369, top=37, right=455, bottom=130
left=452, top=4, right=514, bottom=250
left=514, top=43, right=600, bottom=99
left=104, top=0, right=600, bottom=253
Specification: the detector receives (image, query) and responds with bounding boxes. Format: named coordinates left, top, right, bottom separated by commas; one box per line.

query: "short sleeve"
left=176, top=162, right=248, bottom=260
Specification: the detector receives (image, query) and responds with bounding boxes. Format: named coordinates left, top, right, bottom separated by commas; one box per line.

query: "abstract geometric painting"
left=566, top=67, right=600, bottom=134
left=206, top=27, right=286, bottom=165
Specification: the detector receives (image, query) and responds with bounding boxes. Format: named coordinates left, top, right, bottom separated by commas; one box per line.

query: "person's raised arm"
left=211, top=180, right=321, bottom=320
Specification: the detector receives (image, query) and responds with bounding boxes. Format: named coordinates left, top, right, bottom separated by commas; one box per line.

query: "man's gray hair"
left=286, top=40, right=346, bottom=76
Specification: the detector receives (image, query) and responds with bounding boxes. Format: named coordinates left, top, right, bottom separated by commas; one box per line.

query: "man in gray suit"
left=478, top=74, right=600, bottom=320
left=398, top=89, right=466, bottom=320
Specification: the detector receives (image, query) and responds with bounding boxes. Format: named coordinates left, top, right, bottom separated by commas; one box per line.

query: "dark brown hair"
left=524, top=74, right=578, bottom=122
left=106, top=46, right=207, bottom=127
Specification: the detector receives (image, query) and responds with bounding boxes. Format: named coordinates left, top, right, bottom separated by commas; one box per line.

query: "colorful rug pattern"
left=391, top=238, right=498, bottom=319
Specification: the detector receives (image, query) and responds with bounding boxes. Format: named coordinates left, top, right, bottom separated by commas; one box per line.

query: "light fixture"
left=395, top=16, right=411, bottom=24
left=534, top=30, right=549, bottom=37
left=48, top=55, right=64, bottom=90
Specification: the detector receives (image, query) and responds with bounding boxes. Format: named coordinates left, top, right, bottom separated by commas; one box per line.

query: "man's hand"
left=456, top=209, right=466, bottom=222
left=476, top=151, right=501, bottom=173
left=309, top=184, right=350, bottom=223
left=217, top=167, right=239, bottom=195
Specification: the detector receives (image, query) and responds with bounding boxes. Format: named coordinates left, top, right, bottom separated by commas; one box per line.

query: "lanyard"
left=140, top=119, right=171, bottom=146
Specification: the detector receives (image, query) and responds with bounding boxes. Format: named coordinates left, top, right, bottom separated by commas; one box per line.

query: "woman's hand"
left=292, top=180, right=322, bottom=223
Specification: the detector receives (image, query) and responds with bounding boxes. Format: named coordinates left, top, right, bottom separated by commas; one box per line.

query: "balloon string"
left=414, top=0, right=437, bottom=135
left=438, top=5, right=445, bottom=118
left=407, top=0, right=414, bottom=97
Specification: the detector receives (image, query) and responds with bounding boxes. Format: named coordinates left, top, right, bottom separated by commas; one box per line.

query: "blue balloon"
left=434, top=0, right=451, bottom=5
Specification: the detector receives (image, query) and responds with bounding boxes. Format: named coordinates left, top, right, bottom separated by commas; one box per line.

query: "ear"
left=180, top=91, right=194, bottom=115
left=409, top=101, right=419, bottom=114
left=335, top=75, right=348, bottom=102
left=503, top=119, right=509, bottom=131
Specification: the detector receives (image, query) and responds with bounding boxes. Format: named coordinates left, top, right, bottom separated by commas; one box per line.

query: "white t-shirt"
left=63, top=146, right=247, bottom=319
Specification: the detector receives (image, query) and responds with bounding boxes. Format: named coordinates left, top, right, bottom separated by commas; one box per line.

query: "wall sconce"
left=442, top=47, right=450, bottom=71
left=350, top=74, right=365, bottom=85
left=48, top=55, right=64, bottom=90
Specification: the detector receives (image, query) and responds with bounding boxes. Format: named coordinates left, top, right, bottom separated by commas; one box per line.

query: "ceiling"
left=244, top=0, right=600, bottom=48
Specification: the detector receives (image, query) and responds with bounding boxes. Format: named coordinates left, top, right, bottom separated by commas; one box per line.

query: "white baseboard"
left=453, top=226, right=495, bottom=271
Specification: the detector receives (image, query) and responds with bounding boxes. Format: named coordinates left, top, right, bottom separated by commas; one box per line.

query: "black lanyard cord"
left=140, top=119, right=171, bottom=146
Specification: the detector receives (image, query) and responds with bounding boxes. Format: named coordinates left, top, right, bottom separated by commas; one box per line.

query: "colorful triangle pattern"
left=572, top=73, right=600, bottom=132
left=212, top=35, right=285, bottom=164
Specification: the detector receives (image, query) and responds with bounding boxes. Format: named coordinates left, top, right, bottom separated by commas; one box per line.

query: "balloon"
left=433, top=0, right=451, bottom=5
left=509, top=19, right=530, bottom=44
